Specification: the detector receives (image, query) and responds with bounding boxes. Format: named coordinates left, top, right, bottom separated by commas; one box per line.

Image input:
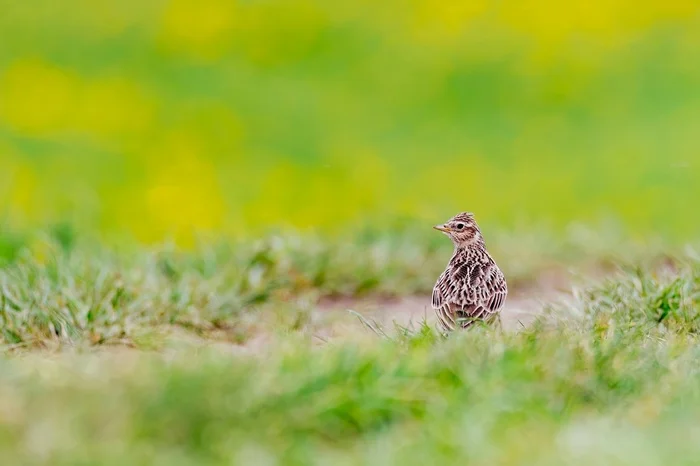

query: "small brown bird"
left=431, top=212, right=507, bottom=333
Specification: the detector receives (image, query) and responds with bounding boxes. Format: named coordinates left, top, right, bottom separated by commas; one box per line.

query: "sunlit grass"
left=0, top=254, right=698, bottom=464
left=0, top=225, right=691, bottom=349
left=2, top=2, right=699, bottom=462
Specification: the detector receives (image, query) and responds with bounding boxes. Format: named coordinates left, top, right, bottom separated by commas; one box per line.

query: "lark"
left=431, top=212, right=507, bottom=333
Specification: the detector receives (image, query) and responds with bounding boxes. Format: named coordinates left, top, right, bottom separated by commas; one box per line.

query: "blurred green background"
left=1, top=0, right=699, bottom=245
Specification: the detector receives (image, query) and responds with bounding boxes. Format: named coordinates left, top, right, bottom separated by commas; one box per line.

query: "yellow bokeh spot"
left=144, top=133, right=226, bottom=246
left=0, top=59, right=153, bottom=139
left=160, top=0, right=237, bottom=57
left=410, top=0, right=489, bottom=45
left=0, top=147, right=42, bottom=225
left=499, top=0, right=700, bottom=60
left=0, top=59, right=78, bottom=135
left=77, top=77, right=155, bottom=136
left=240, top=148, right=393, bottom=232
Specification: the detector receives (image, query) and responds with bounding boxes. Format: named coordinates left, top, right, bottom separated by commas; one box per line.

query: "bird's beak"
left=433, top=224, right=451, bottom=232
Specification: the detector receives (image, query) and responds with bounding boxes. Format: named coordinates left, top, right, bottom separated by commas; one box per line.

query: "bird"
left=431, top=212, right=507, bottom=333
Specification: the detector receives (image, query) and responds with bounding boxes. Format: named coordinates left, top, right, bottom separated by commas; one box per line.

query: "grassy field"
left=2, top=0, right=700, bottom=463
left=0, top=224, right=685, bottom=348
left=0, top=237, right=698, bottom=464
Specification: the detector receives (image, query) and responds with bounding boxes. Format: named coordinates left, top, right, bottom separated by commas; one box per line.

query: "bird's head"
left=433, top=212, right=483, bottom=248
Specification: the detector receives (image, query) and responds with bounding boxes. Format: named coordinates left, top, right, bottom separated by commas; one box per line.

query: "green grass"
left=2, top=2, right=699, bottom=462
left=0, top=252, right=698, bottom=464
left=0, top=226, right=682, bottom=349
left=0, top=229, right=699, bottom=464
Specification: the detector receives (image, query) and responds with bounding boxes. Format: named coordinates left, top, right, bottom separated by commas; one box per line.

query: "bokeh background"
left=1, top=0, right=699, bottom=245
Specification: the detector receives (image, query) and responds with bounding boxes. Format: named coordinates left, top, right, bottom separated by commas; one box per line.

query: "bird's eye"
left=456, top=223, right=465, bottom=230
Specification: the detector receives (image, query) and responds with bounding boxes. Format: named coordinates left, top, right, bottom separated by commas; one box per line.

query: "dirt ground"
left=320, top=289, right=565, bottom=334
left=317, top=268, right=586, bottom=336
left=144, top=268, right=596, bottom=355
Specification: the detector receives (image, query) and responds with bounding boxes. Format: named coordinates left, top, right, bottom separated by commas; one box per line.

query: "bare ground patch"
left=317, top=266, right=597, bottom=335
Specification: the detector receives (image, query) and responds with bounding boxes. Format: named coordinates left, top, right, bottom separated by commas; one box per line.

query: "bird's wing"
left=452, top=260, right=507, bottom=316
left=449, top=263, right=506, bottom=329
left=476, top=263, right=508, bottom=315
left=431, top=269, right=448, bottom=309
left=432, top=270, right=457, bottom=331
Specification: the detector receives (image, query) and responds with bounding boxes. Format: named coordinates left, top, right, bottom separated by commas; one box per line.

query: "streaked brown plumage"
left=431, top=212, right=507, bottom=333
